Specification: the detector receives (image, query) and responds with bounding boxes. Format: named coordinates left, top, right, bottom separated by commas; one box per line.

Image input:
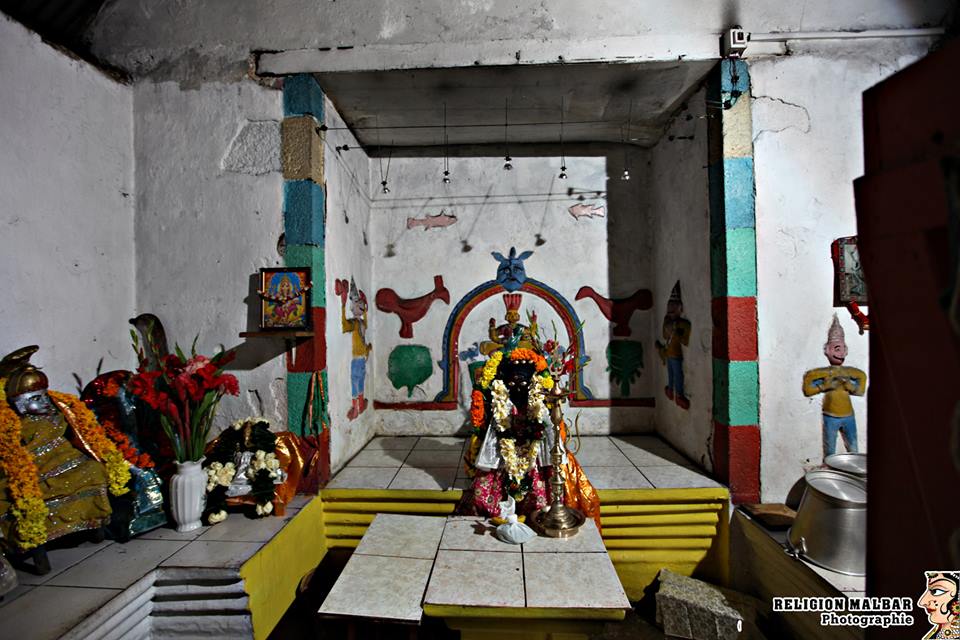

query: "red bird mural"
left=376, top=275, right=451, bottom=339
left=576, top=286, right=653, bottom=337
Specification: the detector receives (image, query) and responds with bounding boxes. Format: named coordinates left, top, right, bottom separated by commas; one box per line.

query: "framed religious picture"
left=258, top=267, right=312, bottom=330
left=831, top=236, right=868, bottom=306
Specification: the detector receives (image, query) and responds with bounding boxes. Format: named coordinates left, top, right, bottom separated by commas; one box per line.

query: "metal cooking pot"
left=786, top=469, right=867, bottom=576
left=824, top=453, right=867, bottom=477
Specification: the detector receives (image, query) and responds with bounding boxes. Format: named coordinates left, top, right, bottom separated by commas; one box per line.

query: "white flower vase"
left=170, top=458, right=207, bottom=532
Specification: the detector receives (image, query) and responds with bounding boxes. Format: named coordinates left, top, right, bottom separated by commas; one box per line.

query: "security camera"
left=720, top=28, right=748, bottom=58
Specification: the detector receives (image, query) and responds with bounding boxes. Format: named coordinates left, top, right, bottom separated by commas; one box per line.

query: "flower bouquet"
left=128, top=334, right=239, bottom=463
left=203, top=418, right=288, bottom=524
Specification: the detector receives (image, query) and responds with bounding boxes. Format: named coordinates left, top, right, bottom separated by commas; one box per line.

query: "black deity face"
left=498, top=360, right=537, bottom=411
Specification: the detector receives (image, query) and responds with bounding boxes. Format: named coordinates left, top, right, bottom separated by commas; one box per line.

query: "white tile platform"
left=329, top=435, right=722, bottom=490
left=0, top=493, right=313, bottom=639
left=319, top=514, right=630, bottom=624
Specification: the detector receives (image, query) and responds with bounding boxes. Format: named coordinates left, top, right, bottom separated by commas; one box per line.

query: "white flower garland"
left=489, top=376, right=549, bottom=488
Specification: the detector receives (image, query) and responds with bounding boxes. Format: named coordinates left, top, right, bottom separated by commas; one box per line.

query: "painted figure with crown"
left=0, top=347, right=130, bottom=571
left=802, top=315, right=867, bottom=459
left=656, top=281, right=691, bottom=410
left=459, top=294, right=601, bottom=529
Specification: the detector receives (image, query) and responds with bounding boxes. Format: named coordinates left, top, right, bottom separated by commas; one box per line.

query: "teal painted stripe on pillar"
left=283, top=74, right=325, bottom=119
left=285, top=244, right=326, bottom=307
left=287, top=371, right=312, bottom=436
left=711, top=229, right=757, bottom=299
left=720, top=59, right=750, bottom=106
left=284, top=180, right=325, bottom=246
left=286, top=369, right=331, bottom=436
left=723, top=157, right=755, bottom=230
left=712, top=358, right=759, bottom=427
left=724, top=228, right=758, bottom=297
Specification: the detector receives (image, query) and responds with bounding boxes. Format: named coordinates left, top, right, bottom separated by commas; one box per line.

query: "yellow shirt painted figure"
left=802, top=315, right=867, bottom=459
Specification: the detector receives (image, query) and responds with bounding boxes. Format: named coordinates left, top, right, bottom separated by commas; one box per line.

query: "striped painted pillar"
left=708, top=60, right=760, bottom=504
left=281, top=74, right=329, bottom=444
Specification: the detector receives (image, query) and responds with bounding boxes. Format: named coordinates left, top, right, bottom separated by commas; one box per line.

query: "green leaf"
left=191, top=334, right=200, bottom=357
left=175, top=343, right=187, bottom=363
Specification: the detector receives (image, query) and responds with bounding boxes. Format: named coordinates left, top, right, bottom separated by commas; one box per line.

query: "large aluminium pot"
left=786, top=469, right=867, bottom=576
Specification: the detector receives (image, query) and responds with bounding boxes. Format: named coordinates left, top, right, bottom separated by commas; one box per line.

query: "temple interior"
left=0, top=2, right=958, bottom=639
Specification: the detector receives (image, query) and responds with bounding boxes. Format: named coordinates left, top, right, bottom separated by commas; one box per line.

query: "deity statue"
left=0, top=347, right=129, bottom=571
left=459, top=341, right=600, bottom=530
left=82, top=371, right=167, bottom=540
left=480, top=294, right=539, bottom=357
left=802, top=315, right=867, bottom=459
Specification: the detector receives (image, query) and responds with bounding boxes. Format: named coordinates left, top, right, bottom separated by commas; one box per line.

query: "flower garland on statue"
left=0, top=385, right=130, bottom=550
left=487, top=373, right=552, bottom=501
left=48, top=391, right=131, bottom=496
left=203, top=418, right=283, bottom=524
left=0, top=383, right=47, bottom=550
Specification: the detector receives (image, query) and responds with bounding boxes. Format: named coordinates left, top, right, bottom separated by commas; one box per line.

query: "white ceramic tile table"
left=318, top=513, right=632, bottom=627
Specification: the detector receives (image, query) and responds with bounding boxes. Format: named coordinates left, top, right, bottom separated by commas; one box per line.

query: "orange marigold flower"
left=508, top=349, right=548, bottom=372
left=469, top=390, right=485, bottom=428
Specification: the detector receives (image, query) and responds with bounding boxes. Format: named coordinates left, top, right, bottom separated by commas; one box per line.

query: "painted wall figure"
left=492, top=247, right=533, bottom=292
left=387, top=345, right=433, bottom=398
left=375, top=274, right=450, bottom=339
left=606, top=340, right=644, bottom=397
left=480, top=294, right=538, bottom=356
left=656, top=281, right=691, bottom=410
left=575, top=285, right=653, bottom=337
left=802, top=314, right=867, bottom=459
left=337, top=278, right=371, bottom=420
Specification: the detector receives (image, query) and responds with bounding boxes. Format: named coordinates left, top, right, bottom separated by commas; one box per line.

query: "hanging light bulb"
left=621, top=168, right=631, bottom=181
left=442, top=104, right=452, bottom=184
left=461, top=240, right=473, bottom=252
left=502, top=99, right=512, bottom=171
left=381, top=180, right=390, bottom=193
left=558, top=96, right=567, bottom=180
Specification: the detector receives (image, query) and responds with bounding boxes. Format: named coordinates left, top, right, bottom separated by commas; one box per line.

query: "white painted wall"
left=323, top=98, right=377, bottom=470
left=132, top=79, right=287, bottom=432
left=88, top=0, right=953, bottom=76
left=0, top=15, right=135, bottom=393
left=369, top=151, right=656, bottom=435
left=648, top=89, right=714, bottom=470
left=751, top=38, right=934, bottom=501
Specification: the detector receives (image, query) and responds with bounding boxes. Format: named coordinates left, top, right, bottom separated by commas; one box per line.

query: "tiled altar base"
left=328, top=435, right=724, bottom=491
left=322, top=435, right=730, bottom=602
left=0, top=494, right=315, bottom=640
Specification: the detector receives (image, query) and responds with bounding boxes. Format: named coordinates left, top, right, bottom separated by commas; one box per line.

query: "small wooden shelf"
left=240, top=330, right=315, bottom=339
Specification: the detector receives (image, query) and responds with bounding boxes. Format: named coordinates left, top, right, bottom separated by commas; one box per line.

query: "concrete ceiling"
left=315, top=60, right=716, bottom=151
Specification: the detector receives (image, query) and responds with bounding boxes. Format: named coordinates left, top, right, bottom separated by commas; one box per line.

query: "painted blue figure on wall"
left=802, top=314, right=867, bottom=459
left=492, top=247, right=533, bottom=292
left=656, top=282, right=691, bottom=410
left=337, top=278, right=371, bottom=421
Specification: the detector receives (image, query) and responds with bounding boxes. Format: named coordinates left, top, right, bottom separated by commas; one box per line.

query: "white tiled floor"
left=328, top=435, right=723, bottom=490
left=0, top=494, right=316, bottom=639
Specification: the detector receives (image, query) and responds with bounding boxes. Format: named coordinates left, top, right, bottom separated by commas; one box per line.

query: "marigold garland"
left=508, top=348, right=548, bottom=372
left=479, top=351, right=503, bottom=389
left=0, top=381, right=48, bottom=550
left=48, top=391, right=130, bottom=496
left=469, top=390, right=485, bottom=428
left=540, top=373, right=555, bottom=391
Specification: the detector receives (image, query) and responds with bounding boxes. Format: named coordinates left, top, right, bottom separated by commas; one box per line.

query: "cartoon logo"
left=918, top=571, right=960, bottom=638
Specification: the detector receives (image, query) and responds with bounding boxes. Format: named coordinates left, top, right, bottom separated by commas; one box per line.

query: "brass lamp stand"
left=531, top=385, right=586, bottom=538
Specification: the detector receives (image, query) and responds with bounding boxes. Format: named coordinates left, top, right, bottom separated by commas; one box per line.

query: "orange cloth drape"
left=559, top=420, right=602, bottom=533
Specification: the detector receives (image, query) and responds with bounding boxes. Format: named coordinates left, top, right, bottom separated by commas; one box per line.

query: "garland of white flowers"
left=489, top=377, right=550, bottom=489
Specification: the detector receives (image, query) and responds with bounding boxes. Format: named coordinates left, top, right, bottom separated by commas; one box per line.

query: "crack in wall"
left=751, top=94, right=812, bottom=144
